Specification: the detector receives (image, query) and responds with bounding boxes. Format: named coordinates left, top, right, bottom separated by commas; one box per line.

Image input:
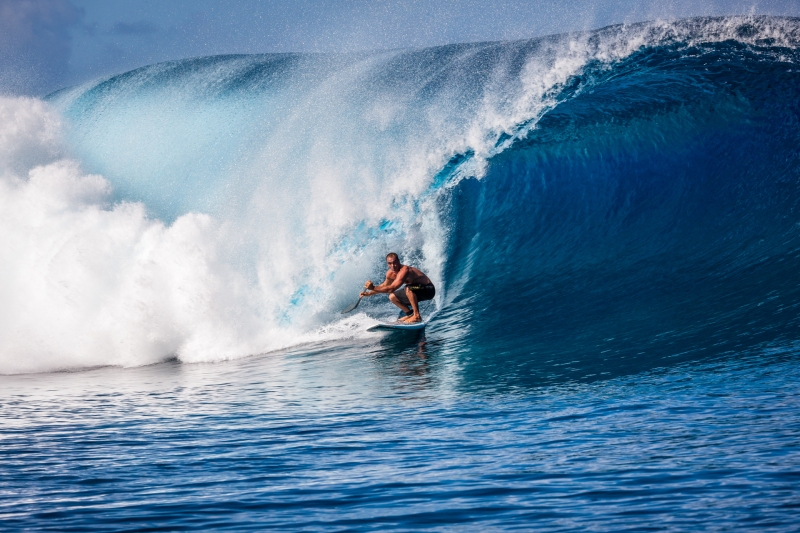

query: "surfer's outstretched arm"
left=362, top=266, right=408, bottom=295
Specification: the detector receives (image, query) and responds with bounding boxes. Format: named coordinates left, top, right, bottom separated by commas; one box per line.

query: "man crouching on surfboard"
left=360, top=253, right=435, bottom=323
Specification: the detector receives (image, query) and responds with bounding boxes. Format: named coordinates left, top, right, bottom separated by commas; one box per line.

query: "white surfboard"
left=367, top=321, right=427, bottom=331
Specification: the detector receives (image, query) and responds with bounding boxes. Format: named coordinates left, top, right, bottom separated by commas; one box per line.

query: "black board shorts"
left=394, top=283, right=436, bottom=304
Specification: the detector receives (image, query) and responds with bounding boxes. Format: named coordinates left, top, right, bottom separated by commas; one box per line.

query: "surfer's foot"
left=400, top=314, right=422, bottom=323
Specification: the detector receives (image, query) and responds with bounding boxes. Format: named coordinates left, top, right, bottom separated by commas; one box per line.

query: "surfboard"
left=367, top=321, right=426, bottom=331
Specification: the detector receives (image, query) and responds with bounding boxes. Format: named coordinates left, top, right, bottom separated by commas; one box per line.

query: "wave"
left=2, top=16, right=800, bottom=374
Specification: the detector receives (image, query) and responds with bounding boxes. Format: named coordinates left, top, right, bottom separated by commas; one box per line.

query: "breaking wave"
left=3, top=16, right=800, bottom=374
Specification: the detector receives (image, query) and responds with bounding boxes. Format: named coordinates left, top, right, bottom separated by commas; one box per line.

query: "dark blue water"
left=4, top=16, right=800, bottom=531
left=2, top=343, right=799, bottom=531
left=439, top=35, right=800, bottom=391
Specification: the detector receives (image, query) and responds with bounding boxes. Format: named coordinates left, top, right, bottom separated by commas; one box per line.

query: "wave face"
left=4, top=16, right=800, bottom=375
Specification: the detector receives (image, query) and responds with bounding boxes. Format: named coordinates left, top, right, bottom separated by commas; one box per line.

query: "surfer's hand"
left=365, top=281, right=375, bottom=290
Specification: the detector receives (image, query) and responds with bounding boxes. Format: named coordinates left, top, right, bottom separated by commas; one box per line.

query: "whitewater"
left=2, top=15, right=800, bottom=531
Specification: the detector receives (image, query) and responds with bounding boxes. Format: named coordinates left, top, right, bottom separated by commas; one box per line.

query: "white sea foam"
left=0, top=95, right=422, bottom=374
left=0, top=97, right=273, bottom=373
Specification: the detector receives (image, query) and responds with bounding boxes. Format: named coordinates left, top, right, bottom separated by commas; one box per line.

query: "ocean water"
left=2, top=15, right=800, bottom=531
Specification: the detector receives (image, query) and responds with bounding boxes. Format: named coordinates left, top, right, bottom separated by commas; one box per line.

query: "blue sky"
left=1, top=0, right=800, bottom=95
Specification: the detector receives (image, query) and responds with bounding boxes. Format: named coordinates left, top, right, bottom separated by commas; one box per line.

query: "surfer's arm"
left=371, top=268, right=407, bottom=293
left=361, top=277, right=384, bottom=296
left=363, top=267, right=407, bottom=295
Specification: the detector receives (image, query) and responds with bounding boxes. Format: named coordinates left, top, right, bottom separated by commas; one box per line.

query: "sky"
left=1, top=0, right=800, bottom=96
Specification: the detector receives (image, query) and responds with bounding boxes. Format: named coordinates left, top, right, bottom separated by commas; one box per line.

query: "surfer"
left=360, top=253, right=435, bottom=323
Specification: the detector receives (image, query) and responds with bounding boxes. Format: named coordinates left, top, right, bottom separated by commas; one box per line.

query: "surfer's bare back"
left=360, top=253, right=435, bottom=323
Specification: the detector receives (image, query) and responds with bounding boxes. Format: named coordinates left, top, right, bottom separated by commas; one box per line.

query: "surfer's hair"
left=386, top=252, right=399, bottom=262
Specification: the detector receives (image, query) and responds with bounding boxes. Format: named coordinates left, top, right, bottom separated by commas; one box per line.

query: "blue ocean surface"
left=2, top=343, right=799, bottom=531
left=2, top=15, right=800, bottom=531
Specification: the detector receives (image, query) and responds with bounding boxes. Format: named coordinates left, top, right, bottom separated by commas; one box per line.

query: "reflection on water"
left=370, top=332, right=443, bottom=394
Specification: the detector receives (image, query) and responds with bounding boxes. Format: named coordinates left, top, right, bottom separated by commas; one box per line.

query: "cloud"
left=109, top=20, right=159, bottom=36
left=0, top=0, right=82, bottom=95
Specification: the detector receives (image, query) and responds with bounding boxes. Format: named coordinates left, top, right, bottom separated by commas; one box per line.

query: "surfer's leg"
left=389, top=289, right=412, bottom=315
left=402, top=287, right=421, bottom=323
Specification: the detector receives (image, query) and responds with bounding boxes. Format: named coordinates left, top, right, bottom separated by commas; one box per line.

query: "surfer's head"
left=386, top=252, right=401, bottom=271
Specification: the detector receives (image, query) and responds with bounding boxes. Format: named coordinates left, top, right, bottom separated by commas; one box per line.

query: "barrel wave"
left=3, top=16, right=800, bottom=377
